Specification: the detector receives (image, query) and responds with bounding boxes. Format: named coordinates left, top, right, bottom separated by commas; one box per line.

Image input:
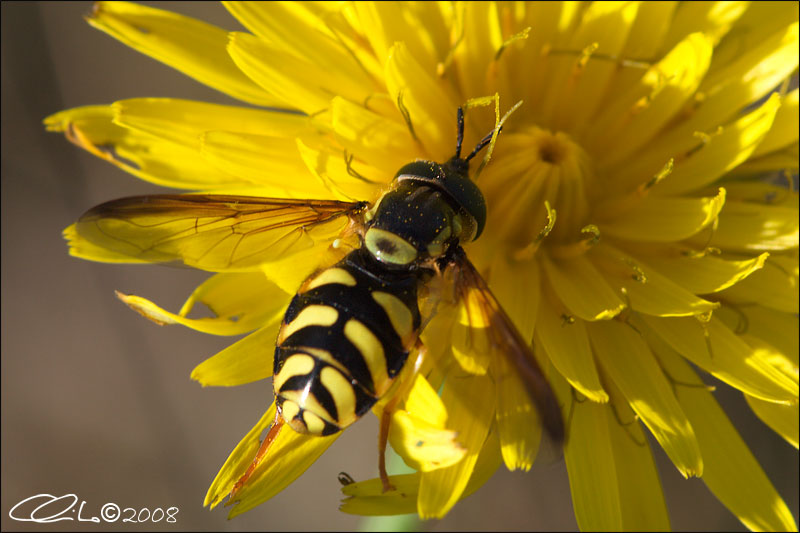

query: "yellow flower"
left=47, top=1, right=798, bottom=530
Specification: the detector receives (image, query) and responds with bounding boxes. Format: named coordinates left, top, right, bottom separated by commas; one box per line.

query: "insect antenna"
left=465, top=126, right=502, bottom=162
left=455, top=107, right=465, bottom=159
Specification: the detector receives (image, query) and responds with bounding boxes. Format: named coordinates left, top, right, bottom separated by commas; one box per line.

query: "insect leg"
left=229, top=409, right=285, bottom=501
left=378, top=394, right=399, bottom=493
left=377, top=340, right=428, bottom=493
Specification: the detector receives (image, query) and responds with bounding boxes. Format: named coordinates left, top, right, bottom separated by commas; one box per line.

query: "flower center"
left=482, top=126, right=594, bottom=251
left=536, top=134, right=568, bottom=165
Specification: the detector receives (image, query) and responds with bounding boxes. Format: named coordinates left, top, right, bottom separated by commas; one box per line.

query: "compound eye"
left=364, top=228, right=418, bottom=265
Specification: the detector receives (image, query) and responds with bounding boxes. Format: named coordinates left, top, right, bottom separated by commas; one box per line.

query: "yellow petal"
left=205, top=405, right=274, bottom=508
left=354, top=2, right=445, bottom=74
left=224, top=1, right=372, bottom=91
left=736, top=305, right=799, bottom=369
left=535, top=288, right=608, bottom=402
left=44, top=106, right=247, bottom=189
left=641, top=250, right=768, bottom=294
left=511, top=3, right=582, bottom=124
left=601, top=188, right=726, bottom=242
left=640, top=314, right=798, bottom=403
left=180, top=271, right=286, bottom=327
left=605, top=383, right=671, bottom=531
left=226, top=32, right=326, bottom=113
left=389, top=373, right=465, bottom=472
left=710, top=2, right=798, bottom=71
left=260, top=245, right=336, bottom=295
left=117, top=291, right=268, bottom=335
left=723, top=181, right=798, bottom=206
left=619, top=20, right=797, bottom=190
left=588, top=320, right=703, bottom=478
left=611, top=1, right=678, bottom=78
left=450, top=315, right=491, bottom=376
left=541, top=253, right=625, bottom=321
left=389, top=411, right=466, bottom=472
left=592, top=243, right=720, bottom=317
left=655, top=346, right=798, bottom=532
left=191, top=320, right=281, bottom=387
left=113, top=98, right=311, bottom=147
left=752, top=88, right=799, bottom=157
left=488, top=254, right=540, bottom=343
left=745, top=394, right=799, bottom=449
left=227, top=31, right=369, bottom=114
left=654, top=94, right=781, bottom=196
left=733, top=144, right=799, bottom=175
left=564, top=393, right=622, bottom=531
left=689, top=199, right=799, bottom=252
left=88, top=1, right=276, bottom=107
left=403, top=373, right=447, bottom=427
left=493, top=344, right=542, bottom=471
left=452, top=2, right=502, bottom=102
left=739, top=333, right=799, bottom=397
left=205, top=402, right=340, bottom=516
left=589, top=32, right=713, bottom=166
left=339, top=473, right=421, bottom=516
left=384, top=42, right=455, bottom=160
left=720, top=255, right=799, bottom=313
left=227, top=428, right=340, bottom=518
left=417, top=373, right=495, bottom=519
left=294, top=137, right=385, bottom=202
left=200, top=131, right=324, bottom=197
left=661, top=2, right=748, bottom=51
left=330, top=96, right=417, bottom=175
left=542, top=1, right=639, bottom=131
left=340, top=427, right=503, bottom=516
left=701, top=17, right=798, bottom=108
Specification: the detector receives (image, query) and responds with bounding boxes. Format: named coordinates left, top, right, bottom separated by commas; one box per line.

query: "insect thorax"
left=364, top=180, right=469, bottom=267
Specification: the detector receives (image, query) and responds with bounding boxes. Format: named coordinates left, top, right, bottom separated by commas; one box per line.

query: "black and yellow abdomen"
left=273, top=247, right=422, bottom=436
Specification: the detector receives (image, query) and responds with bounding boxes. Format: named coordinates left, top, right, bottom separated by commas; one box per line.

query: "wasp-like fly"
left=70, top=107, right=564, bottom=496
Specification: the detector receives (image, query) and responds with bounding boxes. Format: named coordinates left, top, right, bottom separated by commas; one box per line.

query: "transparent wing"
left=446, top=247, right=565, bottom=445
left=70, top=194, right=367, bottom=271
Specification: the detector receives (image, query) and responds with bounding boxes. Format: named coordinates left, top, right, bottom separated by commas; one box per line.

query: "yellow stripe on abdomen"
left=280, top=389, right=335, bottom=425
left=278, top=305, right=338, bottom=344
left=343, top=318, right=390, bottom=396
left=302, top=268, right=357, bottom=292
left=296, top=346, right=349, bottom=376
left=272, top=353, right=315, bottom=392
left=372, top=291, right=415, bottom=347
left=319, top=366, right=357, bottom=428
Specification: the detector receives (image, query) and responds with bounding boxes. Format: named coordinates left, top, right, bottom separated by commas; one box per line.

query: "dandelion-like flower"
left=47, top=2, right=798, bottom=529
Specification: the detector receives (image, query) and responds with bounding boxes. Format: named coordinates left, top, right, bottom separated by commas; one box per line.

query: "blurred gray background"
left=1, top=2, right=797, bottom=531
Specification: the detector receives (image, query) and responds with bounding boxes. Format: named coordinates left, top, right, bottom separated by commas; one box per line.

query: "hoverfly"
left=69, top=107, right=564, bottom=498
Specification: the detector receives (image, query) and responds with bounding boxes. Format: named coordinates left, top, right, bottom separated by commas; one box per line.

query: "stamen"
left=474, top=99, right=523, bottom=178
left=437, top=12, right=465, bottom=78
left=513, top=200, right=556, bottom=260
left=549, top=225, right=600, bottom=260
left=344, top=150, right=378, bottom=184
left=396, top=90, right=419, bottom=143
left=593, top=159, right=673, bottom=220
left=494, top=26, right=531, bottom=61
